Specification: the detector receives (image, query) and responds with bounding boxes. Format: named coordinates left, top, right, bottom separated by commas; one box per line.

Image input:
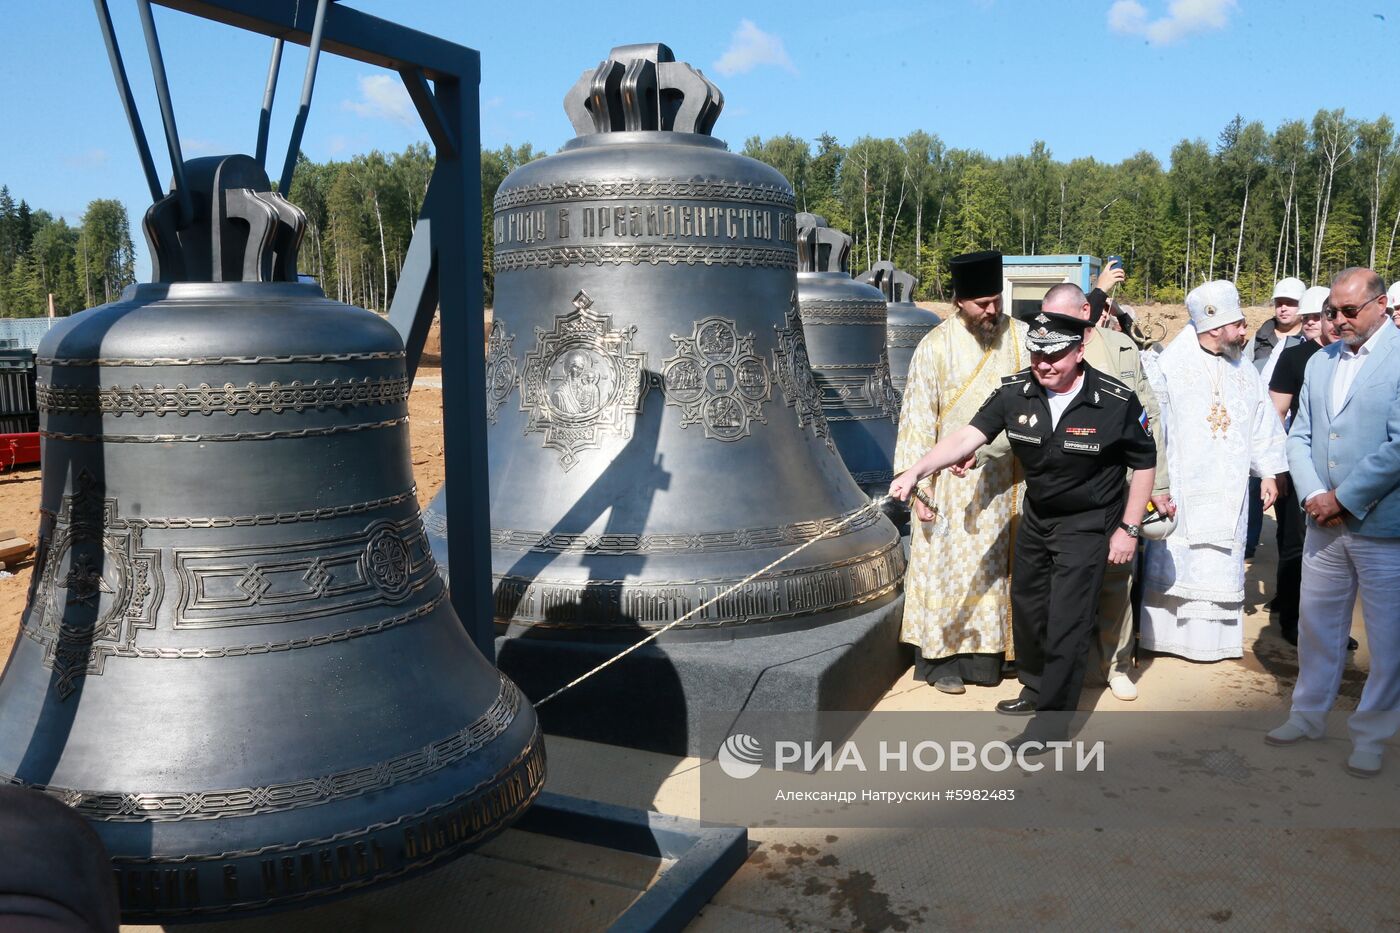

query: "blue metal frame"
left=517, top=793, right=749, bottom=933
left=150, top=0, right=495, bottom=661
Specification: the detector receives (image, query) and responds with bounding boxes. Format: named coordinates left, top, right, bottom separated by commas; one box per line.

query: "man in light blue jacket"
left=1266, top=267, right=1400, bottom=777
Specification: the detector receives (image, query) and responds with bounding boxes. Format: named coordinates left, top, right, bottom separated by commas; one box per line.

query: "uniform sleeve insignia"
left=1138, top=409, right=1152, bottom=436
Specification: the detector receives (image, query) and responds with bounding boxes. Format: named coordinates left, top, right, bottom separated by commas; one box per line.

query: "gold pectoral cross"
left=1206, top=399, right=1232, bottom=438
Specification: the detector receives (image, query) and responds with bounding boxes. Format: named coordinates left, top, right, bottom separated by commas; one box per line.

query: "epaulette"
left=1095, top=371, right=1132, bottom=402
left=1000, top=368, right=1032, bottom=386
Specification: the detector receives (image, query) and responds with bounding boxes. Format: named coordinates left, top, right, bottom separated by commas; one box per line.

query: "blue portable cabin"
left=1001, top=254, right=1103, bottom=322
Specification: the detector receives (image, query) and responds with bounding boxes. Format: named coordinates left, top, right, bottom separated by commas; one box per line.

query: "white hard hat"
left=1140, top=504, right=1176, bottom=540
left=1387, top=281, right=1400, bottom=311
left=1300, top=285, right=1330, bottom=318
left=1272, top=277, right=1306, bottom=302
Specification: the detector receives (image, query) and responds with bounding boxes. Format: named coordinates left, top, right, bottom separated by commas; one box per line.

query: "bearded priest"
left=1140, top=281, right=1289, bottom=661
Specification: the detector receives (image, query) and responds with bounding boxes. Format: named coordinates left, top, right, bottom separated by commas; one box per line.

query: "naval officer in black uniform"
left=890, top=310, right=1157, bottom=744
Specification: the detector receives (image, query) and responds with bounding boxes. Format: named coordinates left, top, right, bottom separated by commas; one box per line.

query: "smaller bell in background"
left=860, top=260, right=942, bottom=414
left=796, top=214, right=901, bottom=498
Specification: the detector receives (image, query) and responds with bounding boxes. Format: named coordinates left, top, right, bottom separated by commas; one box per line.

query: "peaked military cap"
left=1024, top=310, right=1092, bottom=355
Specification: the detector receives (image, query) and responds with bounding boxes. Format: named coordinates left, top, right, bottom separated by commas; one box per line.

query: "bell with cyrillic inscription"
left=423, top=44, right=903, bottom=643
left=0, top=155, right=543, bottom=922
left=860, top=260, right=942, bottom=419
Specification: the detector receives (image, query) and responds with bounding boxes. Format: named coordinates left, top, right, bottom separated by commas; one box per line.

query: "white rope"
left=533, top=499, right=892, bottom=707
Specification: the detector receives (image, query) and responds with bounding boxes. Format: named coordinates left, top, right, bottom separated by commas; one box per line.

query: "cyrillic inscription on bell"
left=0, top=155, right=543, bottom=921
left=425, top=44, right=904, bottom=644
left=796, top=214, right=901, bottom=496
left=861, top=260, right=942, bottom=417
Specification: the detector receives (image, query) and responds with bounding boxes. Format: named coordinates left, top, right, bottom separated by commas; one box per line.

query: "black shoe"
left=996, top=697, right=1037, bottom=716
left=1008, top=734, right=1063, bottom=756
left=1282, top=628, right=1298, bottom=646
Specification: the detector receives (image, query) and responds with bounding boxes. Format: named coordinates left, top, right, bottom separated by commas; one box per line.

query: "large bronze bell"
left=0, top=156, right=543, bottom=921
left=424, top=44, right=903, bottom=642
left=795, top=216, right=901, bottom=496
left=860, top=260, right=942, bottom=413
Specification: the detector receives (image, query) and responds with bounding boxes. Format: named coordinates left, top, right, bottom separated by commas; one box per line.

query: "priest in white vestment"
left=1141, top=281, right=1288, bottom=661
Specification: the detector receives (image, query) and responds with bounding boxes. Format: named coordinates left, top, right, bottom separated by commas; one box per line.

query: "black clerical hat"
left=949, top=250, right=1003, bottom=299
left=1025, top=310, right=1092, bottom=354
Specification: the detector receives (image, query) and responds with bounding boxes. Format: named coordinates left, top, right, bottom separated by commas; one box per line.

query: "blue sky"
left=0, top=0, right=1393, bottom=280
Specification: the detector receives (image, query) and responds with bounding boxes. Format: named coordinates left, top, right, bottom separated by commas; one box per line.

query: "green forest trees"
left=736, top=109, right=1400, bottom=304
left=0, top=190, right=133, bottom=317
left=6, top=105, right=1397, bottom=317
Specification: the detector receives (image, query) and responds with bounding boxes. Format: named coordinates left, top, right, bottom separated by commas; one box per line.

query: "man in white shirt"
left=1247, top=277, right=1307, bottom=556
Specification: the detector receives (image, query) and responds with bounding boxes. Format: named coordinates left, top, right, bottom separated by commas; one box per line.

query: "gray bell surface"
left=795, top=216, right=901, bottom=496
left=422, top=46, right=907, bottom=756
left=861, top=260, right=942, bottom=413
left=0, top=156, right=543, bottom=921
left=424, top=44, right=903, bottom=645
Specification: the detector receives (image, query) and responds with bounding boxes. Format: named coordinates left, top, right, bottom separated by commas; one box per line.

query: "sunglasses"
left=1324, top=293, right=1383, bottom=320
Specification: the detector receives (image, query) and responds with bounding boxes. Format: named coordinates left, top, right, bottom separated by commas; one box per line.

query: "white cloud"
left=1107, top=0, right=1236, bottom=45
left=63, top=148, right=109, bottom=169
left=342, top=74, right=417, bottom=126
left=180, top=138, right=221, bottom=156
left=713, top=20, right=797, bottom=77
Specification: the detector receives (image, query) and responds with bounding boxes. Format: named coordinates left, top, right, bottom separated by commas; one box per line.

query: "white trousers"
left=1289, top=523, right=1400, bottom=754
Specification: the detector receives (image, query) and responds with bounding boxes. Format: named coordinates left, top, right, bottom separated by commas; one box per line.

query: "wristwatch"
left=1118, top=522, right=1141, bottom=538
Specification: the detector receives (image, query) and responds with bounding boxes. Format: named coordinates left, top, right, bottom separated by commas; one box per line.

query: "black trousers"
left=1011, top=500, right=1114, bottom=737
left=1273, top=485, right=1304, bottom=638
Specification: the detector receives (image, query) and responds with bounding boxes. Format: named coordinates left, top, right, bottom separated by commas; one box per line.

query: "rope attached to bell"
left=534, top=492, right=921, bottom=707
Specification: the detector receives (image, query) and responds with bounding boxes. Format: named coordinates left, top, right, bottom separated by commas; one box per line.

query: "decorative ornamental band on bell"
left=564, top=43, right=724, bottom=136
left=795, top=212, right=853, bottom=275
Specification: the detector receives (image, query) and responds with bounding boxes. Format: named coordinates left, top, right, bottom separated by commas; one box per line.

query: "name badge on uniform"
left=1063, top=439, right=1101, bottom=454
left=1008, top=430, right=1042, bottom=446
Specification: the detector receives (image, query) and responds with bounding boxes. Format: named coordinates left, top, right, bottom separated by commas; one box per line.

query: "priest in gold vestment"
left=894, top=251, right=1028, bottom=694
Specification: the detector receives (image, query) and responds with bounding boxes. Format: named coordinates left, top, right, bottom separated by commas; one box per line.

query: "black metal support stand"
left=151, top=0, right=495, bottom=660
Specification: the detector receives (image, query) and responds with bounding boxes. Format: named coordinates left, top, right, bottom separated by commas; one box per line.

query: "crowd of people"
left=889, top=252, right=1400, bottom=772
